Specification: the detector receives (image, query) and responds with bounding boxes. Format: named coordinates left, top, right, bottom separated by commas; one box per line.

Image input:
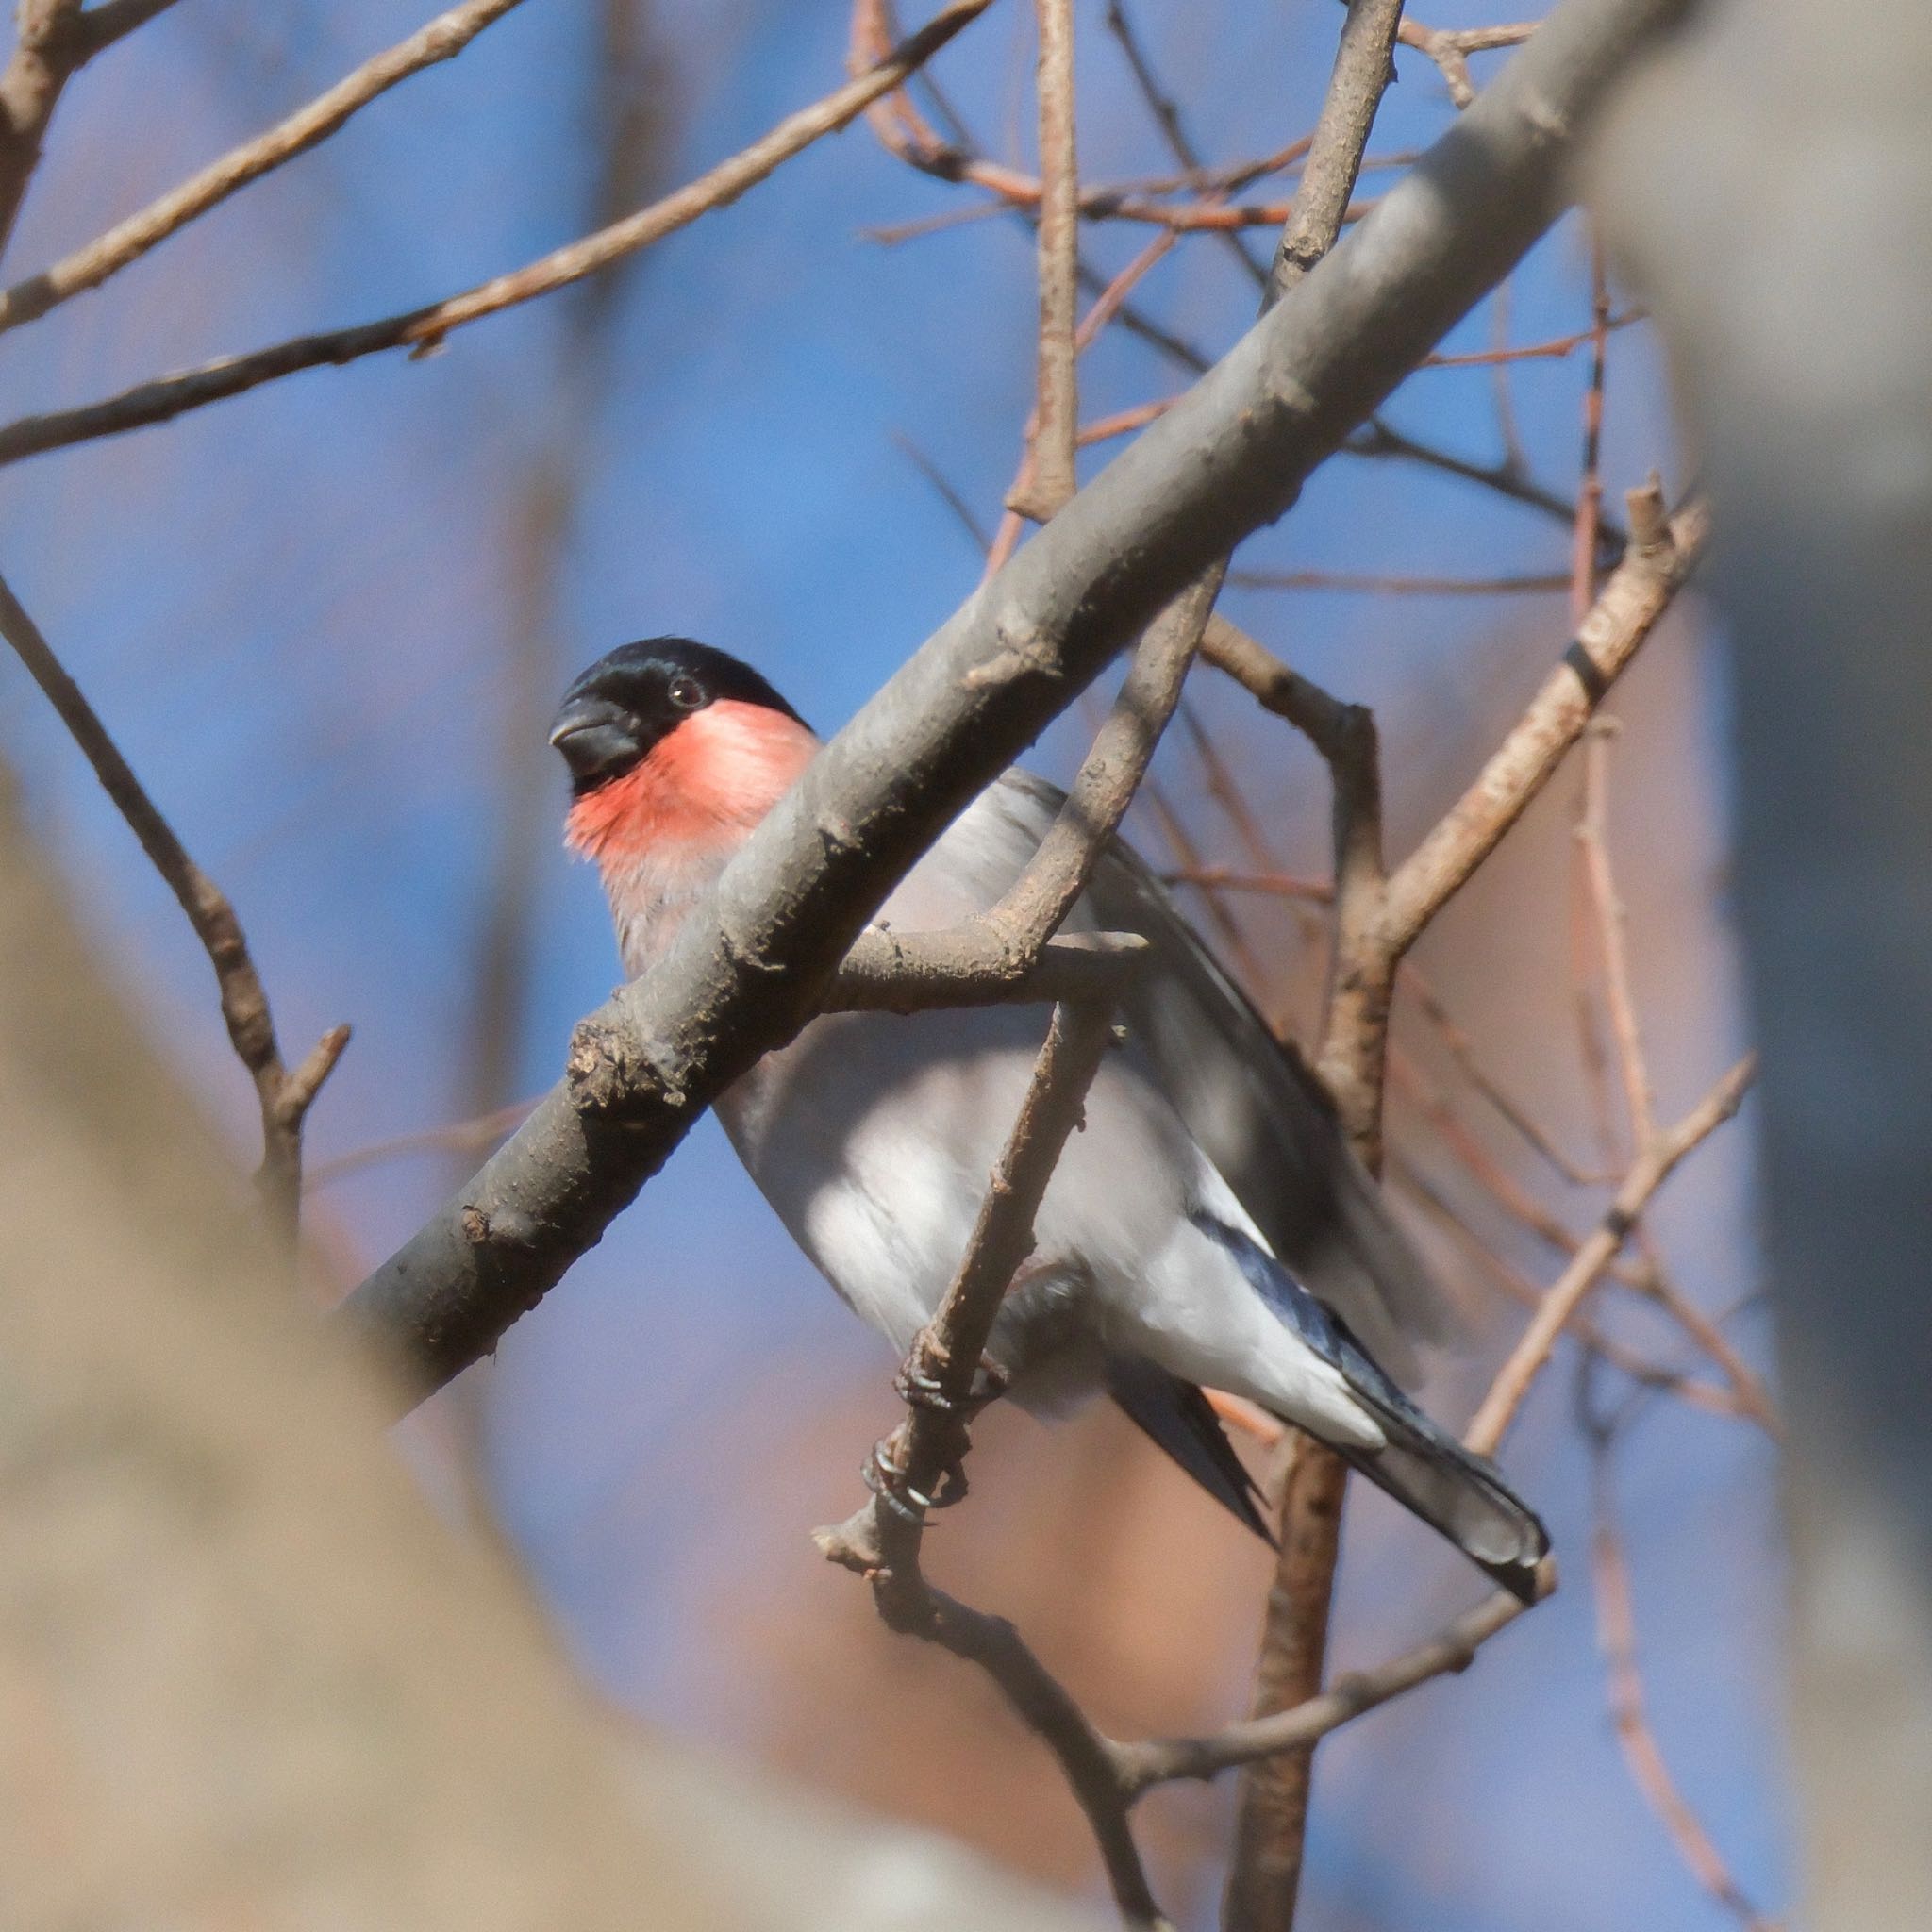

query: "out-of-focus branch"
left=1382, top=488, right=1706, bottom=949
left=0, top=0, right=179, bottom=259
left=1347, top=414, right=1625, bottom=549
left=0, top=0, right=994, bottom=467
left=0, top=569, right=345, bottom=1236
left=1231, top=565, right=1570, bottom=595
left=0, top=0, right=530, bottom=335
left=1464, top=1055, right=1757, bottom=1457
left=1585, top=1406, right=1784, bottom=1930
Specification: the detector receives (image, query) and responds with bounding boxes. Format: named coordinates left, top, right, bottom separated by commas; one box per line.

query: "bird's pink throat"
left=564, top=699, right=818, bottom=876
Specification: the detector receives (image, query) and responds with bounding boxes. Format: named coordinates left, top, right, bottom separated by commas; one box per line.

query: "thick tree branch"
left=339, top=0, right=1692, bottom=1404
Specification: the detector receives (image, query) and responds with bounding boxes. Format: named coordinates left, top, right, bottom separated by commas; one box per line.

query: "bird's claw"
left=893, top=1341, right=1010, bottom=1419
left=863, top=1429, right=969, bottom=1523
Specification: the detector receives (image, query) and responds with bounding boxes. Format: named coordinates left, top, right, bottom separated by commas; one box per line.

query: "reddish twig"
left=1585, top=1402, right=1783, bottom=1929
left=1464, top=1057, right=1757, bottom=1457
left=1008, top=0, right=1080, bottom=521
left=1231, top=566, right=1570, bottom=596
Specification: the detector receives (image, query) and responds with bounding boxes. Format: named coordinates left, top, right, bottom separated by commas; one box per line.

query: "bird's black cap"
left=548, top=638, right=808, bottom=794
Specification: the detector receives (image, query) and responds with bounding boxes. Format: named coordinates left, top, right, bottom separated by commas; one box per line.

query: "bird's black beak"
left=548, top=696, right=642, bottom=790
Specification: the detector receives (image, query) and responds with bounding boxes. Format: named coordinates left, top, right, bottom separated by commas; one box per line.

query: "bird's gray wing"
left=995, top=770, right=1449, bottom=1376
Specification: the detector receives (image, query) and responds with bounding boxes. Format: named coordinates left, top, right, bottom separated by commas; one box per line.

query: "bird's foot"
left=893, top=1338, right=1010, bottom=1420
left=862, top=1428, right=968, bottom=1524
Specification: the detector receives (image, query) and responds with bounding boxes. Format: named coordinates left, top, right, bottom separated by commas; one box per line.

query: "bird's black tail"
left=1192, top=1213, right=1548, bottom=1600
left=1321, top=1319, right=1548, bottom=1602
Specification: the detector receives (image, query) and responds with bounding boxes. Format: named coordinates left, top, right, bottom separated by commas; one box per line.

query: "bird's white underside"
left=622, top=778, right=1386, bottom=1452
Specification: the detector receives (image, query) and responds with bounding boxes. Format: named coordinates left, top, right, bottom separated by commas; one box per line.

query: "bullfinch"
left=552, top=637, right=1547, bottom=1599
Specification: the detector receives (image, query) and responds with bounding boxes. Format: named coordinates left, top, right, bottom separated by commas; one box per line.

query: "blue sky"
left=0, top=4, right=1785, bottom=1925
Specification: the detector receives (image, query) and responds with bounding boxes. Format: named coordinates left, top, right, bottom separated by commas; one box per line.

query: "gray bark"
left=1596, top=5, right=1932, bottom=1923
left=0, top=783, right=1094, bottom=1932
left=343, top=0, right=1692, bottom=1402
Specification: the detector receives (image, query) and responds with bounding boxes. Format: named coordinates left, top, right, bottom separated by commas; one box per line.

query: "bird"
left=550, top=637, right=1548, bottom=1600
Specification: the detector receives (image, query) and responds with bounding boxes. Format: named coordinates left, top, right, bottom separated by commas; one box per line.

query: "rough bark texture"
left=343, top=0, right=1693, bottom=1400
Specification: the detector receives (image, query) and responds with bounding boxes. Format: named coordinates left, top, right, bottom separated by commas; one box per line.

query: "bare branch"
left=1577, top=720, right=1657, bottom=1147
left=1586, top=1409, right=1783, bottom=1928
left=1398, top=18, right=1537, bottom=108
left=1380, top=487, right=1708, bottom=951
left=1221, top=7, right=1409, bottom=1924
left=1464, top=1055, right=1757, bottom=1457
left=0, top=0, right=995, bottom=467
left=1008, top=0, right=1079, bottom=521
left=0, top=0, right=531, bottom=335
left=0, top=569, right=345, bottom=1234
left=0, top=1, right=183, bottom=258
left=1122, top=1578, right=1542, bottom=1790
left=814, top=998, right=1168, bottom=1925
left=339, top=0, right=1695, bottom=1403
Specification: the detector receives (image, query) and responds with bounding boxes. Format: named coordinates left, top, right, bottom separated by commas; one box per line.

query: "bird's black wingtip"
left=1484, top=1544, right=1557, bottom=1607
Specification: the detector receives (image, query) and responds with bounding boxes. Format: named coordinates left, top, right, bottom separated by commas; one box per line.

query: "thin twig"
left=1576, top=720, right=1657, bottom=1147
left=815, top=998, right=1168, bottom=1927
left=1584, top=1397, right=1783, bottom=1929
left=1395, top=1160, right=1749, bottom=1420
left=308, top=1098, right=537, bottom=1187
left=1347, top=415, right=1624, bottom=550
left=1381, top=486, right=1707, bottom=950
left=1158, top=864, right=1333, bottom=903
left=1402, top=961, right=1607, bottom=1187
left=1421, top=308, right=1643, bottom=368
left=1123, top=1579, right=1541, bottom=1790
left=1103, top=0, right=1269, bottom=287
left=1464, top=1056, right=1756, bottom=1457
left=1398, top=18, right=1537, bottom=108
left=0, top=0, right=530, bottom=334
left=0, top=0, right=995, bottom=467
left=1569, top=233, right=1614, bottom=619
left=0, top=569, right=345, bottom=1234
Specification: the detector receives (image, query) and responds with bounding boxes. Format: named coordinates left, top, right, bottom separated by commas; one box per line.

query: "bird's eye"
left=667, top=674, right=705, bottom=711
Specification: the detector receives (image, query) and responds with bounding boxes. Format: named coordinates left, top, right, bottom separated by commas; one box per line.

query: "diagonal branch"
left=1464, top=1055, right=1757, bottom=1457
left=815, top=996, right=1163, bottom=1925
left=0, top=0, right=995, bottom=467
left=0, top=569, right=346, bottom=1236
left=0, top=0, right=531, bottom=335
left=0, top=0, right=181, bottom=260
left=337, top=0, right=1695, bottom=1406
